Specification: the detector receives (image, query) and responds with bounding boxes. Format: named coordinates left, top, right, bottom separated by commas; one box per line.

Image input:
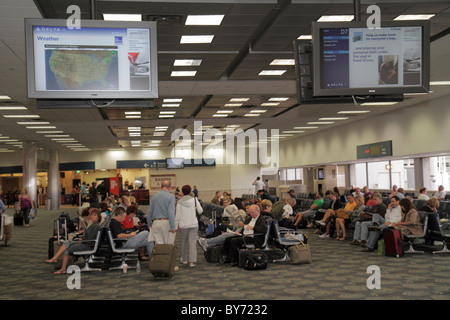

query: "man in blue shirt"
left=147, top=180, right=176, bottom=244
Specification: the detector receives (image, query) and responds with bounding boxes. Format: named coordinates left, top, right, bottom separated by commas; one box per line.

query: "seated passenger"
left=46, top=209, right=102, bottom=275
left=351, top=192, right=386, bottom=247
left=432, top=185, right=446, bottom=201
left=317, top=193, right=356, bottom=239
left=417, top=187, right=430, bottom=201
left=259, top=199, right=273, bottom=217
left=222, top=205, right=268, bottom=266
left=292, top=192, right=324, bottom=228
left=211, top=191, right=221, bottom=205
left=422, top=197, right=439, bottom=214
left=122, top=204, right=139, bottom=231
left=393, top=198, right=422, bottom=237
left=109, top=207, right=154, bottom=261
left=198, top=205, right=246, bottom=251
left=362, top=196, right=402, bottom=252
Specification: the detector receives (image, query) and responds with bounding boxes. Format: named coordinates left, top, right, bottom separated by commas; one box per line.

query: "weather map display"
left=28, top=22, right=156, bottom=98
left=45, top=46, right=119, bottom=90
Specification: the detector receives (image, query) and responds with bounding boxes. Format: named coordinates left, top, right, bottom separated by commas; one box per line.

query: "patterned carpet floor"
left=0, top=206, right=449, bottom=301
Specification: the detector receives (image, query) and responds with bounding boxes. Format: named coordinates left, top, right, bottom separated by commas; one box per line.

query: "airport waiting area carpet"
left=0, top=206, right=449, bottom=300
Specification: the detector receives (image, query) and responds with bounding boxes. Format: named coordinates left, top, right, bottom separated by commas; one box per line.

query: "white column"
left=47, top=149, right=60, bottom=210
left=22, top=141, right=38, bottom=206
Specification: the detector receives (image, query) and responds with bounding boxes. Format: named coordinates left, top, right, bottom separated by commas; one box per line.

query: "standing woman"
left=175, top=185, right=203, bottom=267
left=19, top=188, right=35, bottom=227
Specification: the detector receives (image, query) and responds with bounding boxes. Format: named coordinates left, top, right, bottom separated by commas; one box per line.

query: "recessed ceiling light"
left=250, top=110, right=267, bottom=113
left=0, top=106, right=27, bottom=110
left=26, top=126, right=56, bottom=129
left=213, top=114, right=228, bottom=117
left=160, top=111, right=176, bottom=114
left=162, top=104, right=180, bottom=107
left=128, top=127, right=141, bottom=131
left=0, top=95, right=11, bottom=100
left=224, top=103, right=242, bottom=107
left=258, top=70, right=286, bottom=76
left=163, top=98, right=183, bottom=103
left=174, top=59, right=202, bottom=66
left=124, top=111, right=141, bottom=115
left=180, top=35, right=214, bottom=44
left=394, top=14, right=435, bottom=21
left=185, top=15, right=224, bottom=26
left=244, top=113, right=260, bottom=117
left=126, top=115, right=141, bottom=119
left=44, top=135, right=70, bottom=138
left=261, top=102, right=280, bottom=106
left=216, top=110, right=233, bottom=114
left=3, top=115, right=39, bottom=118
left=171, top=71, right=197, bottom=77
left=317, top=15, right=354, bottom=22
left=155, top=126, right=168, bottom=130
left=337, top=110, right=371, bottom=114
left=270, top=59, right=295, bottom=66
left=269, top=97, right=289, bottom=101
left=297, top=35, right=312, bottom=40
left=159, top=115, right=174, bottom=118
left=17, top=121, right=50, bottom=125
left=103, top=14, right=142, bottom=21
left=360, top=102, right=398, bottom=106
left=430, top=81, right=450, bottom=86
left=154, top=132, right=165, bottom=136
left=282, top=130, right=305, bottom=134
left=319, top=117, right=348, bottom=121
left=230, top=98, right=249, bottom=102
left=307, top=121, right=335, bottom=125
left=36, top=131, right=64, bottom=134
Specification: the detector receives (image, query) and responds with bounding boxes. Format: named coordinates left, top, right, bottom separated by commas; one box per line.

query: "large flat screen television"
left=312, top=20, right=430, bottom=97
left=25, top=18, right=158, bottom=99
left=166, top=158, right=185, bottom=169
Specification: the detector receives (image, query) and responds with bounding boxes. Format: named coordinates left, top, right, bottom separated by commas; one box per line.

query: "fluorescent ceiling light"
left=124, top=111, right=141, bottom=115
left=297, top=35, right=312, bottom=40
left=163, top=98, right=183, bottom=103
left=282, top=130, right=305, bottom=134
left=230, top=98, right=249, bottom=102
left=44, top=135, right=70, bottom=138
left=258, top=70, right=286, bottom=76
left=155, top=126, right=168, bottom=130
left=162, top=104, right=180, bottom=107
left=36, top=131, right=64, bottom=134
left=174, top=59, right=202, bottom=66
left=213, top=114, right=228, bottom=117
left=0, top=139, right=18, bottom=142
left=250, top=110, right=267, bottom=113
left=17, top=121, right=50, bottom=125
left=0, top=136, right=10, bottom=139
left=307, top=121, right=335, bottom=125
left=430, top=81, right=450, bottom=86
left=0, top=95, right=11, bottom=99
left=337, top=110, right=371, bottom=114
left=103, top=14, right=142, bottom=21
left=269, top=97, right=289, bottom=101
left=171, top=71, right=197, bottom=77
left=394, top=14, right=435, bottom=21
left=224, top=103, right=242, bottom=107
left=0, top=106, right=27, bottom=110
left=160, top=111, right=176, bottom=114
left=153, top=132, right=165, bottom=136
left=270, top=59, right=295, bottom=66
left=244, top=113, right=260, bottom=117
left=159, top=115, right=174, bottom=118
left=261, top=102, right=280, bottom=106
left=26, top=126, right=56, bottom=129
left=180, top=35, right=214, bottom=44
left=3, top=115, right=39, bottom=118
left=317, top=15, right=354, bottom=22
left=126, top=115, right=141, bottom=119
left=361, top=102, right=398, bottom=106
left=216, top=110, right=233, bottom=114
left=319, top=117, right=348, bottom=121
left=185, top=15, right=224, bottom=25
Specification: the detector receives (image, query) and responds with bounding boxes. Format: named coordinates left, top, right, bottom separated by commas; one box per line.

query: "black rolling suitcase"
left=14, top=213, right=23, bottom=226
left=204, top=245, right=223, bottom=263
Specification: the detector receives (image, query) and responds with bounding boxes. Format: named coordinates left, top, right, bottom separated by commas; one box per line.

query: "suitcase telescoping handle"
left=56, top=218, right=68, bottom=244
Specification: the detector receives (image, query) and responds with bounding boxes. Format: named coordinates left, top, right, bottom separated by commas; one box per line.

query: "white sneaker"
left=180, top=258, right=188, bottom=264
left=316, top=220, right=326, bottom=226
left=198, top=238, right=208, bottom=251
left=319, top=233, right=330, bottom=238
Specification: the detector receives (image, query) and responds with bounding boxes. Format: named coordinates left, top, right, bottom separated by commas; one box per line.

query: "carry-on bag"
left=383, top=229, right=404, bottom=258
left=14, top=213, right=23, bottom=226
left=288, top=241, right=312, bottom=264
left=204, top=245, right=223, bottom=263
left=149, top=244, right=177, bottom=279
left=244, top=252, right=268, bottom=270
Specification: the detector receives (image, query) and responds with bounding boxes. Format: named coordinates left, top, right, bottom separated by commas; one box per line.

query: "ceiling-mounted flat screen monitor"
left=25, top=18, right=158, bottom=99
left=166, top=158, right=185, bottom=169
left=312, top=20, right=430, bottom=97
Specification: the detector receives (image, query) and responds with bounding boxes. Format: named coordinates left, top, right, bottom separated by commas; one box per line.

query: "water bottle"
left=123, top=263, right=128, bottom=273
left=136, top=261, right=141, bottom=273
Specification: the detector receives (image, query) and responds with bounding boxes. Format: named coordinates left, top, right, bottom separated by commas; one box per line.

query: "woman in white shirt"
left=175, top=185, right=203, bottom=267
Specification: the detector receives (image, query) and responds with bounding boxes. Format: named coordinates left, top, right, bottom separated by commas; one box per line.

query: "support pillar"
left=48, top=149, right=60, bottom=210
left=22, top=141, right=38, bottom=207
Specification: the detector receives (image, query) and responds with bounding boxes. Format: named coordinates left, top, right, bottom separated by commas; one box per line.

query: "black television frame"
left=25, top=18, right=158, bottom=100
left=312, top=20, right=430, bottom=97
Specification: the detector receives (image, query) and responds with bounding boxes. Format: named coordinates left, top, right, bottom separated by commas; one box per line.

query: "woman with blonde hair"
left=19, top=188, right=35, bottom=227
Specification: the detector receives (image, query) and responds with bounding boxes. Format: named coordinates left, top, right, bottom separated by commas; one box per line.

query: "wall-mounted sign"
left=357, top=140, right=392, bottom=159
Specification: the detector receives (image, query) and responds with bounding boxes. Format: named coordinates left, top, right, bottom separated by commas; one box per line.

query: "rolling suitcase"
left=383, top=229, right=404, bottom=258
left=204, top=245, right=223, bottom=263
left=149, top=244, right=177, bottom=279
left=205, top=210, right=217, bottom=237
left=14, top=213, right=23, bottom=226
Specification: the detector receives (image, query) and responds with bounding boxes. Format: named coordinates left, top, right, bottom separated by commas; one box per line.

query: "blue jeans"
left=206, top=232, right=237, bottom=247
left=353, top=220, right=372, bottom=241
left=122, top=230, right=154, bottom=257
left=366, top=214, right=389, bottom=249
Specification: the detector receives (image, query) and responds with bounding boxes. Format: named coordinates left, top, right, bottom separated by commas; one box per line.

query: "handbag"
left=288, top=241, right=312, bottom=265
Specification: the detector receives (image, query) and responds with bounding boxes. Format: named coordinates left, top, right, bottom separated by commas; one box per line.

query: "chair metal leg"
left=272, top=250, right=290, bottom=263
left=404, top=241, right=424, bottom=254
left=79, top=256, right=102, bottom=272
left=433, top=241, right=450, bottom=254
